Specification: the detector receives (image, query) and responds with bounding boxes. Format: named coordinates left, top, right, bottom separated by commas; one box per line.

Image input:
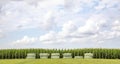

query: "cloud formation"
left=39, top=17, right=120, bottom=44
left=13, top=36, right=37, bottom=45
left=0, top=0, right=120, bottom=48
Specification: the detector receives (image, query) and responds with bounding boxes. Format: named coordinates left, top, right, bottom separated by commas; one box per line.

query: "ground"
left=0, top=59, right=120, bottom=64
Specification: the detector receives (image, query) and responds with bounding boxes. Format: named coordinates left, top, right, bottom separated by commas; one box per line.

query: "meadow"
left=0, top=59, right=120, bottom=64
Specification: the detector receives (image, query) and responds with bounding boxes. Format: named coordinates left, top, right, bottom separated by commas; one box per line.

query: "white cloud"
left=101, top=0, right=120, bottom=8
left=60, top=21, right=77, bottom=35
left=92, top=20, right=120, bottom=43
left=39, top=11, right=55, bottom=30
left=0, top=0, right=42, bottom=6
left=0, top=0, right=10, bottom=6
left=39, top=31, right=56, bottom=42
left=13, top=36, right=37, bottom=45
left=72, top=14, right=108, bottom=37
left=95, top=0, right=120, bottom=10
left=0, top=30, right=4, bottom=38
left=1, top=0, right=119, bottom=32
left=39, top=31, right=68, bottom=44
left=112, top=20, right=120, bottom=31
left=39, top=15, right=120, bottom=45
left=64, top=0, right=96, bottom=13
left=39, top=21, right=78, bottom=44
left=95, top=4, right=105, bottom=10
left=0, top=0, right=65, bottom=32
left=0, top=0, right=120, bottom=48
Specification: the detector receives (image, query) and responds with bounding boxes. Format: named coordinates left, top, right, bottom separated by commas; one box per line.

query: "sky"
left=0, top=0, right=120, bottom=49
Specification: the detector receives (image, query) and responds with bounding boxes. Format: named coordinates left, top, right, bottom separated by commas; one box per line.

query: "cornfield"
left=0, top=48, right=120, bottom=59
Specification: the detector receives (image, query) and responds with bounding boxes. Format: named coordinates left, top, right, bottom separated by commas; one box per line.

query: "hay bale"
left=84, top=53, right=93, bottom=59
left=51, top=53, right=60, bottom=59
left=63, top=53, right=72, bottom=58
left=39, top=53, right=49, bottom=59
left=74, top=56, right=83, bottom=59
left=26, top=53, right=36, bottom=59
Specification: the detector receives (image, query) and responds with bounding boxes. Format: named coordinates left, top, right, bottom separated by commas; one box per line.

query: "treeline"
left=0, top=48, right=120, bottom=59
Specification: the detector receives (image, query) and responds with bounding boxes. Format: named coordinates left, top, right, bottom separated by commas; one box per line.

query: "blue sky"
left=0, top=0, right=120, bottom=49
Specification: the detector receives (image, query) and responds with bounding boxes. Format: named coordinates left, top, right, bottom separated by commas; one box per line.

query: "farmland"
left=0, top=59, right=120, bottom=64
left=0, top=49, right=120, bottom=64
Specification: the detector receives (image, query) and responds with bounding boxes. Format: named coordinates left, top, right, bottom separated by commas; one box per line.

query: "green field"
left=0, top=59, right=120, bottom=64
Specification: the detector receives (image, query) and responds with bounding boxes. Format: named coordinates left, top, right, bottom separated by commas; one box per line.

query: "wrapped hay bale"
left=63, top=53, right=72, bottom=58
left=26, top=53, right=36, bottom=59
left=39, top=53, right=49, bottom=59
left=84, top=53, right=93, bottom=59
left=51, top=53, right=60, bottom=59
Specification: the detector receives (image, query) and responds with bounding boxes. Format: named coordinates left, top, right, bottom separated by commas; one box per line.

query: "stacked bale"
left=26, top=53, right=36, bottom=59
left=51, top=53, right=60, bottom=59
left=84, top=53, right=93, bottom=59
left=63, top=53, right=72, bottom=58
left=40, top=53, right=49, bottom=59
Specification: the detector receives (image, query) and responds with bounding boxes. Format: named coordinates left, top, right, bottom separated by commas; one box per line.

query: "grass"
left=0, top=59, right=120, bottom=64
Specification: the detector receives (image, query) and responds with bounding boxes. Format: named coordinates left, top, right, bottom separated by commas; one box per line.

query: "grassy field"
left=0, top=59, right=120, bottom=64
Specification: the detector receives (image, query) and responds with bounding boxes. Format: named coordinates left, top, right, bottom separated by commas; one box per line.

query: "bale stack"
left=63, top=53, right=72, bottom=58
left=40, top=53, right=49, bottom=59
left=84, top=53, right=93, bottom=59
left=26, top=53, right=36, bottom=59
left=51, top=53, right=60, bottom=59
